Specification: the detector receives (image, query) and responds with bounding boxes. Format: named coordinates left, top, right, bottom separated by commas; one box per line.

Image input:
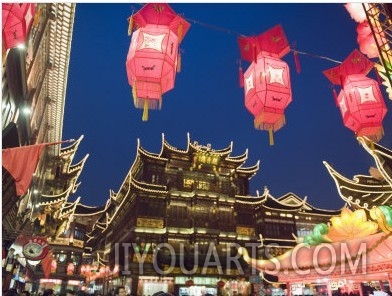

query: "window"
left=74, top=226, right=85, bottom=240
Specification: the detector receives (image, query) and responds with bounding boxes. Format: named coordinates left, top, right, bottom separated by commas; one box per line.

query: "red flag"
left=40, top=250, right=52, bottom=279
left=2, top=144, right=46, bottom=196
left=2, top=140, right=74, bottom=196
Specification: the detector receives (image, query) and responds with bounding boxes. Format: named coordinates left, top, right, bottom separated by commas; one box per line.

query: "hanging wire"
left=184, top=16, right=247, bottom=38
left=291, top=49, right=342, bottom=64
left=129, top=4, right=343, bottom=65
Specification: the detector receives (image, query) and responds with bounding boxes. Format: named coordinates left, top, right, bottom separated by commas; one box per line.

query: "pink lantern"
left=344, top=3, right=367, bottom=23
left=323, top=49, right=387, bottom=142
left=238, top=25, right=292, bottom=145
left=80, top=264, right=86, bottom=274
left=2, top=3, right=35, bottom=50
left=356, top=21, right=387, bottom=59
left=50, top=259, right=57, bottom=273
left=67, top=262, right=75, bottom=275
left=126, top=3, right=190, bottom=121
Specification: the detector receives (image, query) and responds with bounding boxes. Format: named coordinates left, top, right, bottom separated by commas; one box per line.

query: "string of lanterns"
left=124, top=3, right=389, bottom=144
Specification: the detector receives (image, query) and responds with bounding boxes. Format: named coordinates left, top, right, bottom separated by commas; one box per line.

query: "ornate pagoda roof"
left=37, top=184, right=76, bottom=206
left=257, top=187, right=306, bottom=212
left=61, top=197, right=107, bottom=217
left=235, top=194, right=266, bottom=205
left=278, top=192, right=343, bottom=215
left=155, top=133, right=248, bottom=166
left=59, top=135, right=84, bottom=159
left=324, top=137, right=392, bottom=210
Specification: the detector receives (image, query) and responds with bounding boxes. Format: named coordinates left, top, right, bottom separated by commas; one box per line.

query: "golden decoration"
left=327, top=208, right=378, bottom=242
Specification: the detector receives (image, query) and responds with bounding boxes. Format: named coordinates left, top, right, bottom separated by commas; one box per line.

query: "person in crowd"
left=42, top=289, right=54, bottom=296
left=21, top=291, right=30, bottom=296
left=4, top=288, right=19, bottom=296
left=114, top=287, right=126, bottom=296
left=65, top=290, right=75, bottom=296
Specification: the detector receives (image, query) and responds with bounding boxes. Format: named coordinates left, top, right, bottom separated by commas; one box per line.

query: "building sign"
left=22, top=236, right=49, bottom=260
left=137, top=218, right=164, bottom=228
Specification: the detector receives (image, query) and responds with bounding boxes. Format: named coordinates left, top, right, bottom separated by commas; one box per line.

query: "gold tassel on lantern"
left=178, top=22, right=183, bottom=43
left=142, top=99, right=149, bottom=121
left=128, top=15, right=133, bottom=36
left=132, top=82, right=137, bottom=105
left=177, top=51, right=182, bottom=73
left=268, top=127, right=275, bottom=146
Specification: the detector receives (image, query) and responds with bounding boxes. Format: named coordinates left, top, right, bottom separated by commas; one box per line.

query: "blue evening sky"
left=63, top=3, right=392, bottom=209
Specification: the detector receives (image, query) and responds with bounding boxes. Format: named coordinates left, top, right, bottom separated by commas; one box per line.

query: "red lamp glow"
left=126, top=3, right=190, bottom=121
left=2, top=3, right=35, bottom=50
left=238, top=25, right=292, bottom=145
left=324, top=49, right=387, bottom=142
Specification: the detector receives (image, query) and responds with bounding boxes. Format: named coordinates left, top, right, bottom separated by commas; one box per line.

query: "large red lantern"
left=238, top=25, right=292, bottom=145
left=126, top=3, right=190, bottom=121
left=323, top=49, right=387, bottom=142
left=2, top=3, right=35, bottom=50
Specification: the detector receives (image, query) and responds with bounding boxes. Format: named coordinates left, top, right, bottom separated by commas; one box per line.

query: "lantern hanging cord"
left=185, top=16, right=343, bottom=63
left=291, top=49, right=342, bottom=64
left=132, top=4, right=342, bottom=64
left=184, top=16, right=247, bottom=38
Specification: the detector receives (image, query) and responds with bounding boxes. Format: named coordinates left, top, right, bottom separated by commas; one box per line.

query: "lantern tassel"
left=142, top=99, right=149, bottom=121
left=178, top=22, right=183, bottom=43
left=332, top=86, right=339, bottom=106
left=268, top=127, right=274, bottom=146
left=177, top=51, right=182, bottom=73
left=239, top=66, right=244, bottom=88
left=132, top=82, right=137, bottom=105
left=128, top=16, right=133, bottom=36
left=294, top=50, right=301, bottom=74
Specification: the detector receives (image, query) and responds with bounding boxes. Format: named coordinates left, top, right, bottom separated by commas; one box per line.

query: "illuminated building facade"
left=85, top=134, right=340, bottom=296
left=1, top=3, right=93, bottom=293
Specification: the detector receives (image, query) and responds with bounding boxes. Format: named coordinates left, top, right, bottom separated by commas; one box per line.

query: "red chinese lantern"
left=80, top=264, right=86, bottom=274
left=238, top=25, right=292, bottom=145
left=217, top=280, right=226, bottom=288
left=2, top=3, right=35, bottom=50
left=323, top=49, right=387, bottom=142
left=356, top=20, right=386, bottom=59
left=126, top=3, right=190, bottom=121
left=50, top=259, right=57, bottom=273
left=67, top=262, right=75, bottom=275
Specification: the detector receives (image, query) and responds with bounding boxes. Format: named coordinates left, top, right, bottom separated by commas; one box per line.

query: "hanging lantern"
left=323, top=49, right=387, bottom=142
left=356, top=20, right=387, bottom=59
left=2, top=3, right=35, bottom=50
left=80, top=264, right=86, bottom=274
left=126, top=3, right=191, bottom=121
left=50, top=258, right=57, bottom=273
left=67, top=262, right=75, bottom=275
left=217, top=280, right=226, bottom=288
left=344, top=3, right=368, bottom=23
left=238, top=25, right=292, bottom=145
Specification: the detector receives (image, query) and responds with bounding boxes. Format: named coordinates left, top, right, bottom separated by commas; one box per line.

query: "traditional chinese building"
left=84, top=134, right=340, bottom=296
left=241, top=137, right=392, bottom=294
left=324, top=137, right=392, bottom=210
left=1, top=3, right=88, bottom=293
